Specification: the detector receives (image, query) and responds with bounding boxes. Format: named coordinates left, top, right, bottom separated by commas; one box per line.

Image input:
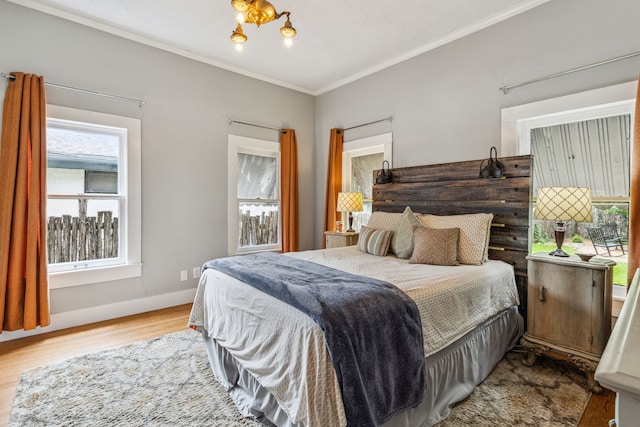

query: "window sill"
left=49, top=263, right=143, bottom=289
left=613, top=284, right=627, bottom=301
left=612, top=284, right=627, bottom=319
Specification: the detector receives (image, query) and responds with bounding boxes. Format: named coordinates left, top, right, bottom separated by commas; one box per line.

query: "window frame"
left=47, top=105, right=142, bottom=288
left=500, top=81, right=636, bottom=304
left=501, top=81, right=637, bottom=157
left=342, top=132, right=393, bottom=231
left=227, top=134, right=281, bottom=255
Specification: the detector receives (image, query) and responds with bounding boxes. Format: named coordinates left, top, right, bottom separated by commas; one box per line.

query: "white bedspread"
left=188, top=246, right=519, bottom=427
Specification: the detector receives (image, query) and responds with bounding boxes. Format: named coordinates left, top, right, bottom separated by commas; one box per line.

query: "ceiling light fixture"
left=230, top=0, right=296, bottom=50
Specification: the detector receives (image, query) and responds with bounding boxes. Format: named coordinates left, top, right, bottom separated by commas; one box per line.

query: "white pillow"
left=419, top=213, right=493, bottom=265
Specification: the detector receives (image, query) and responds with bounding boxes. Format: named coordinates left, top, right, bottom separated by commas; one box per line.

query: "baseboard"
left=0, top=288, right=197, bottom=342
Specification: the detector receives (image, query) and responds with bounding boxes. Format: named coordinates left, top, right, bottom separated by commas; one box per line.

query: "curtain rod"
left=344, top=116, right=393, bottom=131
left=499, top=51, right=640, bottom=94
left=228, top=119, right=285, bottom=133
left=1, top=72, right=146, bottom=107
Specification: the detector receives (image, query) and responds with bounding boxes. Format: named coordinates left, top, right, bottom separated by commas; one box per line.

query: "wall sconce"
left=479, top=146, right=504, bottom=178
left=375, top=160, right=393, bottom=184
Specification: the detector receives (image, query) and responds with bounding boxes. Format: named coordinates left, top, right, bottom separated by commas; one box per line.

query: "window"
left=85, top=171, right=118, bottom=194
left=342, top=132, right=393, bottom=231
left=501, top=81, right=636, bottom=300
left=228, top=135, right=281, bottom=255
left=47, top=105, right=142, bottom=288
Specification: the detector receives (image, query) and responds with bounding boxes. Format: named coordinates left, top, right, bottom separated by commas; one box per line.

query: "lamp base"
left=548, top=248, right=570, bottom=257
left=345, top=212, right=354, bottom=232
left=549, top=223, right=569, bottom=257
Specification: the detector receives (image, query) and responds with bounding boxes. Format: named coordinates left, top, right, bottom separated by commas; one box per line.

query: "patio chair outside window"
left=587, top=224, right=625, bottom=256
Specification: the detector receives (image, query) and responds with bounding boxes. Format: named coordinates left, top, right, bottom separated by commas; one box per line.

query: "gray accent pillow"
left=392, top=206, right=423, bottom=259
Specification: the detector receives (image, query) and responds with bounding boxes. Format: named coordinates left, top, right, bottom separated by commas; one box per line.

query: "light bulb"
left=235, top=12, right=245, bottom=23
left=230, top=23, right=247, bottom=50
left=283, top=37, right=293, bottom=48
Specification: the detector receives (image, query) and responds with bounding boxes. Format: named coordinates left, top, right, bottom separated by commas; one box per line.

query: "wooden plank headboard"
left=372, top=154, right=533, bottom=321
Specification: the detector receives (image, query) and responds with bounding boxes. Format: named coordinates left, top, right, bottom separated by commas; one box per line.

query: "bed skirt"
left=201, top=306, right=524, bottom=427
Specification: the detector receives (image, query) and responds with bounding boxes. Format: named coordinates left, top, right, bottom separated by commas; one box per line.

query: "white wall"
left=0, top=1, right=315, bottom=334
left=314, top=0, right=640, bottom=246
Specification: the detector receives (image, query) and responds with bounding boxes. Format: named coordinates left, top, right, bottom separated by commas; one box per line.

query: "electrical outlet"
left=193, top=267, right=201, bottom=279
left=180, top=270, right=188, bottom=281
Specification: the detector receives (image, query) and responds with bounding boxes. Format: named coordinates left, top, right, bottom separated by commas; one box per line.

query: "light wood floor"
left=0, top=304, right=192, bottom=426
left=0, top=304, right=615, bottom=426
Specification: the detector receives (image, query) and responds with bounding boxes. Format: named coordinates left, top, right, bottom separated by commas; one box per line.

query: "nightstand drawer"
left=529, top=263, right=599, bottom=352
left=325, top=231, right=358, bottom=249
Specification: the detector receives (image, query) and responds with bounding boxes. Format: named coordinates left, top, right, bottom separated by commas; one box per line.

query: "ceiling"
left=9, top=0, right=550, bottom=95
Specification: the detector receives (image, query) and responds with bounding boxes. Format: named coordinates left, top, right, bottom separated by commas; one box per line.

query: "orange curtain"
left=0, top=72, right=50, bottom=332
left=628, top=75, right=640, bottom=288
left=323, top=128, right=343, bottom=248
left=280, top=129, right=299, bottom=253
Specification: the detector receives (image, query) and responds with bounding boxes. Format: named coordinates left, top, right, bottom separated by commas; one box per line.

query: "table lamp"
left=337, top=192, right=363, bottom=232
left=534, top=187, right=593, bottom=257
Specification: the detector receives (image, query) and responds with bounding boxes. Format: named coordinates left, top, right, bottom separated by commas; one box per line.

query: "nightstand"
left=324, top=231, right=359, bottom=249
left=521, top=252, right=615, bottom=393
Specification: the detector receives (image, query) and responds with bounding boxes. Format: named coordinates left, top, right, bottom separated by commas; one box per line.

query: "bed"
left=189, top=154, right=533, bottom=427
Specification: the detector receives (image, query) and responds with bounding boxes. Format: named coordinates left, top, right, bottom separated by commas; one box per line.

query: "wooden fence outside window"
left=47, top=211, right=119, bottom=264
left=239, top=210, right=278, bottom=247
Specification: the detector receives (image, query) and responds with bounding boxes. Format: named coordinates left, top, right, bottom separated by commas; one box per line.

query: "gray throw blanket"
left=204, top=251, right=425, bottom=426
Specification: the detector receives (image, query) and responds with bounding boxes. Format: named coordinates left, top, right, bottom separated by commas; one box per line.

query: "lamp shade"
left=336, top=192, right=363, bottom=212
left=534, top=187, right=593, bottom=222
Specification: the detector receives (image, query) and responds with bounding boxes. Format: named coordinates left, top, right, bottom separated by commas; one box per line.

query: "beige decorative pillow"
left=419, top=213, right=493, bottom=265
left=366, top=212, right=401, bottom=232
left=409, top=227, right=460, bottom=266
left=392, top=206, right=423, bottom=259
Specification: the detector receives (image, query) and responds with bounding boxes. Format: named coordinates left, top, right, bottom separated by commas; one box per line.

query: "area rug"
left=436, top=350, right=590, bottom=426
left=9, top=330, right=590, bottom=426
